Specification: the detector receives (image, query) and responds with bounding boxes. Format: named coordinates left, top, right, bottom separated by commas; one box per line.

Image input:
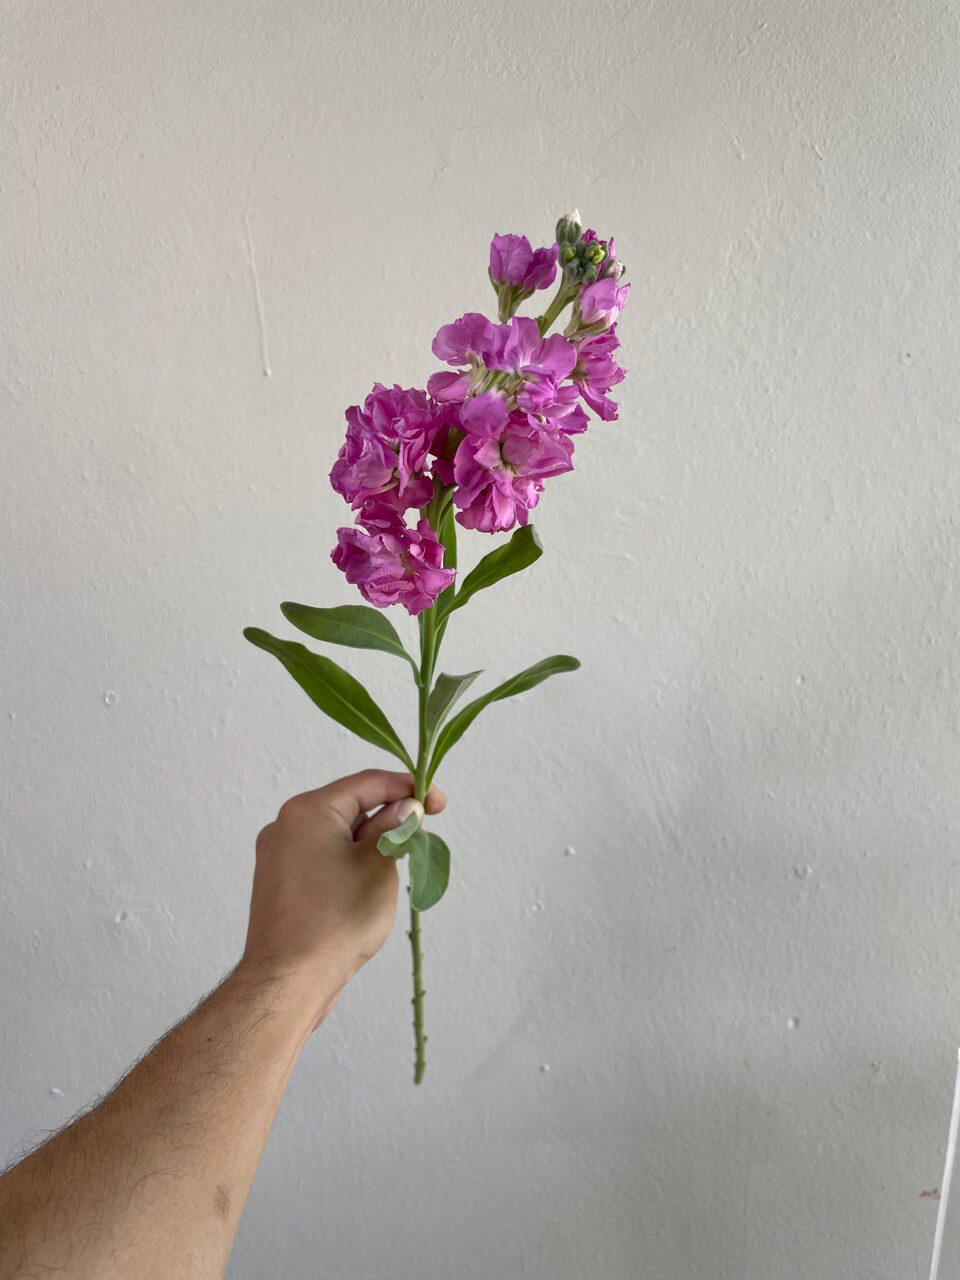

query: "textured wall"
left=3, top=2, right=960, bottom=1276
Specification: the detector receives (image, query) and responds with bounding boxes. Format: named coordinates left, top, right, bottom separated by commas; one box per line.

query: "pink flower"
left=489, top=317, right=577, bottom=382
left=330, top=384, right=439, bottom=512
left=428, top=312, right=497, bottom=402
left=488, top=234, right=558, bottom=292
left=525, top=384, right=591, bottom=435
left=575, top=278, right=631, bottom=331
left=485, top=316, right=578, bottom=415
left=451, top=392, right=574, bottom=533
left=572, top=327, right=626, bottom=421
left=331, top=505, right=455, bottom=615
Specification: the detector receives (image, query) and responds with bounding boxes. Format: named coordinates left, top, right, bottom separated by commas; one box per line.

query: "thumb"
left=354, top=796, right=423, bottom=848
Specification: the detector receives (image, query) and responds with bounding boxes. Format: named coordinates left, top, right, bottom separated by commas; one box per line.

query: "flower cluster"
left=330, top=211, right=628, bottom=614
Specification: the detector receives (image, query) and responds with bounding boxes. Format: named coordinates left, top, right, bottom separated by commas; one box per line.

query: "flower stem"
left=407, top=893, right=426, bottom=1084
left=409, top=598, right=439, bottom=1083
left=537, top=279, right=576, bottom=336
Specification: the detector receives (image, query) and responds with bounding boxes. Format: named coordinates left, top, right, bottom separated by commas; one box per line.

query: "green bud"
left=559, top=243, right=577, bottom=265
left=586, top=242, right=605, bottom=265
left=556, top=209, right=582, bottom=245
left=497, top=281, right=521, bottom=323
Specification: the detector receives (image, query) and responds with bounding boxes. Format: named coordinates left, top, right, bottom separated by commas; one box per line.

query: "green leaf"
left=375, top=825, right=450, bottom=909
left=243, top=627, right=414, bottom=770
left=376, top=808, right=423, bottom=857
left=280, top=603, right=417, bottom=674
left=427, top=654, right=580, bottom=784
left=407, top=830, right=450, bottom=911
left=435, top=503, right=458, bottom=628
left=424, top=670, right=482, bottom=741
left=437, top=524, right=542, bottom=623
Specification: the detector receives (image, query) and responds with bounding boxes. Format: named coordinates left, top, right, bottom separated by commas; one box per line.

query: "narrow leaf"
left=408, top=830, right=450, bottom=911
left=280, top=602, right=417, bottom=674
left=427, top=654, right=580, bottom=783
left=243, top=627, right=414, bottom=770
left=438, top=524, right=542, bottom=623
left=435, top=503, right=458, bottom=627
left=377, top=808, right=423, bottom=858
left=424, top=670, right=482, bottom=741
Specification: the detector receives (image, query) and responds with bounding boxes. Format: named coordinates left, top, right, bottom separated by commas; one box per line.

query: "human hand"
left=241, top=770, right=446, bottom=1025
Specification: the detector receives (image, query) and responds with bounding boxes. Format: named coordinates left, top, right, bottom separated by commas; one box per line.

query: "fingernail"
left=396, top=798, right=424, bottom=825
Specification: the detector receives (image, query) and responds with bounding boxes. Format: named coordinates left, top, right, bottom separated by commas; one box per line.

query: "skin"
left=0, top=768, right=446, bottom=1280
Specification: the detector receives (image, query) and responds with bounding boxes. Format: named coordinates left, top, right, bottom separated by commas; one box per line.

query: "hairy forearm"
left=0, top=769, right=432, bottom=1278
left=0, top=962, right=327, bottom=1280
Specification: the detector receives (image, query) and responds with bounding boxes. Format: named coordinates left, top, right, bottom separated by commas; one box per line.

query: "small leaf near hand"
left=377, top=808, right=423, bottom=858
left=280, top=603, right=418, bottom=675
left=408, top=831, right=450, bottom=911
left=243, top=627, right=415, bottom=770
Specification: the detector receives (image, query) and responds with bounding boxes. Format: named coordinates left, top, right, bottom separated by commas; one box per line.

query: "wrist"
left=233, top=949, right=355, bottom=1035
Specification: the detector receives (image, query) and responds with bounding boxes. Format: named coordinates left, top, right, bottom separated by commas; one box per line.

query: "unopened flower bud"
left=600, top=256, right=625, bottom=281
left=556, top=210, right=582, bottom=245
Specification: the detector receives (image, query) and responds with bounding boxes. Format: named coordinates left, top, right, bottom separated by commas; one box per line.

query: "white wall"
left=4, top=2, right=960, bottom=1276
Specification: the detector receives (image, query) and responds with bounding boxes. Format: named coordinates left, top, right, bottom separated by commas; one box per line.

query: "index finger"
left=313, top=769, right=418, bottom=826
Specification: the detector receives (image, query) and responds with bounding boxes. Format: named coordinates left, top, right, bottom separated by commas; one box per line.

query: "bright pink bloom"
left=458, top=390, right=511, bottom=436
left=484, top=316, right=578, bottom=416
left=451, top=392, right=574, bottom=533
left=576, top=278, right=631, bottom=330
left=428, top=312, right=497, bottom=402
left=524, top=385, right=591, bottom=435
left=489, top=234, right=558, bottom=292
left=572, top=327, right=626, bottom=421
left=331, top=505, right=455, bottom=615
left=331, top=384, right=438, bottom=512
left=489, top=317, right=577, bottom=382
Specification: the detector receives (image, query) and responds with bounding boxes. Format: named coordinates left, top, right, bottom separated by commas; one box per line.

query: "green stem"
left=405, top=279, right=569, bottom=1077
left=407, top=892, right=426, bottom=1084
left=537, top=278, right=576, bottom=336
left=409, top=580, right=440, bottom=1084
